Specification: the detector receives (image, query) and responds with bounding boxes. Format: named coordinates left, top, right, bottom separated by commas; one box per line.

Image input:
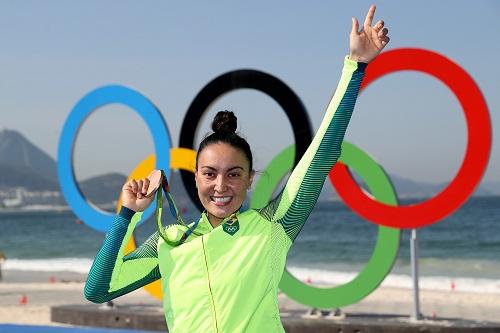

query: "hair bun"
left=212, top=110, right=237, bottom=134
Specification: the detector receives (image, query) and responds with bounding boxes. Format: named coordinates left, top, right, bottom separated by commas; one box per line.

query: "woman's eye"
left=204, top=173, right=215, bottom=178
left=229, top=173, right=241, bottom=178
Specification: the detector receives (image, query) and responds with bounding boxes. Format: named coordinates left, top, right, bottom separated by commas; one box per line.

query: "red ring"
left=331, top=48, right=491, bottom=229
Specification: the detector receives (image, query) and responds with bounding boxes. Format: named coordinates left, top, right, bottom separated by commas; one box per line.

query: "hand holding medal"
left=121, top=170, right=163, bottom=212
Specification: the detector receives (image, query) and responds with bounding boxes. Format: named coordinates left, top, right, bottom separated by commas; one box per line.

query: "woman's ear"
left=248, top=170, right=255, bottom=189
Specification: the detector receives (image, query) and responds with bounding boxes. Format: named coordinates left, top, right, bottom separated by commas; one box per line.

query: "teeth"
left=212, top=196, right=231, bottom=203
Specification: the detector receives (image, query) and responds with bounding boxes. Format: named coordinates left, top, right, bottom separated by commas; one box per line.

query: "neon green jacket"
left=84, top=57, right=366, bottom=332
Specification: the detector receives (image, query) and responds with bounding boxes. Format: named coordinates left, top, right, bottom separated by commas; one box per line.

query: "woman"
left=84, top=5, right=390, bottom=332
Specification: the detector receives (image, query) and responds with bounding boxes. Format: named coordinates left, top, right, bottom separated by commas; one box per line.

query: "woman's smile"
left=211, top=196, right=233, bottom=205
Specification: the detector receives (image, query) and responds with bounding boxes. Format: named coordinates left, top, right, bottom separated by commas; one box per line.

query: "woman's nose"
left=214, top=175, right=228, bottom=192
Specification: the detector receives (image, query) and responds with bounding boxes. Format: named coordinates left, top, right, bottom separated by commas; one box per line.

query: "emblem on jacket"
left=222, top=219, right=239, bottom=236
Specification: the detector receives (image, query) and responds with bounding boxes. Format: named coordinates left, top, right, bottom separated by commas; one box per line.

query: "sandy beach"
left=0, top=270, right=499, bottom=328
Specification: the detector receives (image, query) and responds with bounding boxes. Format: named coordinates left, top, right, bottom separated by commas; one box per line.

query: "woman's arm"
left=84, top=163, right=164, bottom=303
left=257, top=5, right=389, bottom=242
left=257, top=58, right=365, bottom=241
left=84, top=206, right=161, bottom=303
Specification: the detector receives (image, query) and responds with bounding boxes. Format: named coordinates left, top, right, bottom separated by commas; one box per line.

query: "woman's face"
left=195, top=142, right=254, bottom=226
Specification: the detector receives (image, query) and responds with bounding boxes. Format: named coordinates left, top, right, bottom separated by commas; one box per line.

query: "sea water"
left=1, top=196, right=499, bottom=293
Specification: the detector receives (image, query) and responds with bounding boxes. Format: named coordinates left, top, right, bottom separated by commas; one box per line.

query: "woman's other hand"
left=349, top=5, right=390, bottom=63
left=121, top=177, right=155, bottom=212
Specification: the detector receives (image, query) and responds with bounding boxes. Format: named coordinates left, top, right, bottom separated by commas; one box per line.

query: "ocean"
left=1, top=196, right=499, bottom=294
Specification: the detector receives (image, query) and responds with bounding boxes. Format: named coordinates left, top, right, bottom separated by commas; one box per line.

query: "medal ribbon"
left=153, top=170, right=202, bottom=246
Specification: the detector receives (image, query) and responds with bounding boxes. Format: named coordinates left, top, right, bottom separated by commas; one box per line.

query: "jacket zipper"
left=201, top=236, right=219, bottom=332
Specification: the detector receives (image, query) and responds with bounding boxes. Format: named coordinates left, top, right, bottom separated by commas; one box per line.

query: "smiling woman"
left=195, top=111, right=255, bottom=228
left=83, top=5, right=390, bottom=333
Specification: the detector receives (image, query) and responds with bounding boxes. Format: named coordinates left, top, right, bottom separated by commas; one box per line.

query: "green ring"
left=250, top=142, right=401, bottom=308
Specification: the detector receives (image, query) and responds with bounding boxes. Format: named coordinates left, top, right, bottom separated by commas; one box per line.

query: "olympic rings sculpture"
left=57, top=48, right=491, bottom=307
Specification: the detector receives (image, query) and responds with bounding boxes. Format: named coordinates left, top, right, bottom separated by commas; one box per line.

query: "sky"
left=1, top=1, right=499, bottom=193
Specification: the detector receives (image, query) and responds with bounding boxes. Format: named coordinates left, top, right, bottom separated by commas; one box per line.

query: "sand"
left=0, top=270, right=499, bottom=327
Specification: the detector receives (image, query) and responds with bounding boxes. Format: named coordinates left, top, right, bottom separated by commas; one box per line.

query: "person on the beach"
left=0, top=250, right=5, bottom=281
left=84, top=5, right=390, bottom=332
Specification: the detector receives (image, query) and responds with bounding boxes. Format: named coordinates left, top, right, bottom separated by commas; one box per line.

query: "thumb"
left=351, top=17, right=359, bottom=35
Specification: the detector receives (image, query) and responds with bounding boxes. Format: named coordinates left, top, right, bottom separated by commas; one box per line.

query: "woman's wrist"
left=118, top=205, right=136, bottom=220
left=348, top=53, right=369, bottom=64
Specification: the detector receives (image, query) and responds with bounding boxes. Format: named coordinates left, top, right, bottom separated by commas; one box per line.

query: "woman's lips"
left=210, top=196, right=233, bottom=206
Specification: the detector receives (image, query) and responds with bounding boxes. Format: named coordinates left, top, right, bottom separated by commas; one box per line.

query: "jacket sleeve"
left=257, top=57, right=367, bottom=242
left=84, top=206, right=161, bottom=303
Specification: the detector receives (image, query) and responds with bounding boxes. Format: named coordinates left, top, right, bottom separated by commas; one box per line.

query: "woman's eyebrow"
left=200, top=166, right=217, bottom=170
left=227, top=166, right=244, bottom=172
left=200, top=166, right=244, bottom=172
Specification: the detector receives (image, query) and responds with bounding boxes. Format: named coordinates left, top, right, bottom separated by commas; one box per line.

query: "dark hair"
left=196, top=111, right=253, bottom=171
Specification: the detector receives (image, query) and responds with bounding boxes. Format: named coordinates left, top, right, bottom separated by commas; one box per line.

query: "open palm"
left=349, top=5, right=390, bottom=63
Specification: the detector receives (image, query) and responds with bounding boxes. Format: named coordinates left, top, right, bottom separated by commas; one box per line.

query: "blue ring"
left=57, top=85, right=171, bottom=232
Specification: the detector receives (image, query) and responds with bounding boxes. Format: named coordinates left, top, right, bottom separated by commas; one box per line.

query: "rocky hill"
left=0, top=128, right=497, bottom=211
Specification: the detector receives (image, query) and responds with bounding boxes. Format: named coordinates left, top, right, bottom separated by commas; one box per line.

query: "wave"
left=0, top=204, right=71, bottom=213
left=3, top=258, right=92, bottom=274
left=287, top=266, right=500, bottom=294
left=4, top=258, right=499, bottom=294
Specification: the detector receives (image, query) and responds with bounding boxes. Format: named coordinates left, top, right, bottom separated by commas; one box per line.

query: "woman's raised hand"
left=121, top=177, right=156, bottom=212
left=349, top=5, right=390, bottom=63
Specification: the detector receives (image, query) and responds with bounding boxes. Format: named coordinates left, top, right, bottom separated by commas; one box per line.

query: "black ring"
left=179, top=69, right=313, bottom=211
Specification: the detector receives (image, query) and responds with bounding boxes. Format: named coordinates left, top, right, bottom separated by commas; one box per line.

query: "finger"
left=130, top=179, right=138, bottom=193
left=373, top=20, right=384, bottom=32
left=137, top=180, right=144, bottom=197
left=378, top=27, right=389, bottom=37
left=364, top=4, right=376, bottom=29
left=380, top=35, right=390, bottom=47
left=351, top=17, right=359, bottom=34
left=142, top=178, right=150, bottom=195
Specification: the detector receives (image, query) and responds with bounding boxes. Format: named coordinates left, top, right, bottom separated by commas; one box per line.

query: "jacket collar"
left=197, top=210, right=241, bottom=234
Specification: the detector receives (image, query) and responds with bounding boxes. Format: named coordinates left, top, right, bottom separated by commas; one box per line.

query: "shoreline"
left=3, top=266, right=500, bottom=294
left=1, top=270, right=499, bottom=327
left=1, top=270, right=87, bottom=284
left=0, top=193, right=498, bottom=213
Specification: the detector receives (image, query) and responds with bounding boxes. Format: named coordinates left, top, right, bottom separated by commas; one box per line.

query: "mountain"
left=0, top=163, right=59, bottom=191
left=478, top=181, right=500, bottom=196
left=317, top=172, right=493, bottom=201
left=78, top=173, right=128, bottom=207
left=0, top=128, right=130, bottom=207
left=0, top=128, right=58, bottom=184
left=77, top=170, right=199, bottom=213
left=0, top=128, right=497, bottom=210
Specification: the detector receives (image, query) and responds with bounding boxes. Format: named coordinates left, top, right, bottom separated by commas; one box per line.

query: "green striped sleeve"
left=258, top=57, right=366, bottom=242
left=84, top=208, right=161, bottom=303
